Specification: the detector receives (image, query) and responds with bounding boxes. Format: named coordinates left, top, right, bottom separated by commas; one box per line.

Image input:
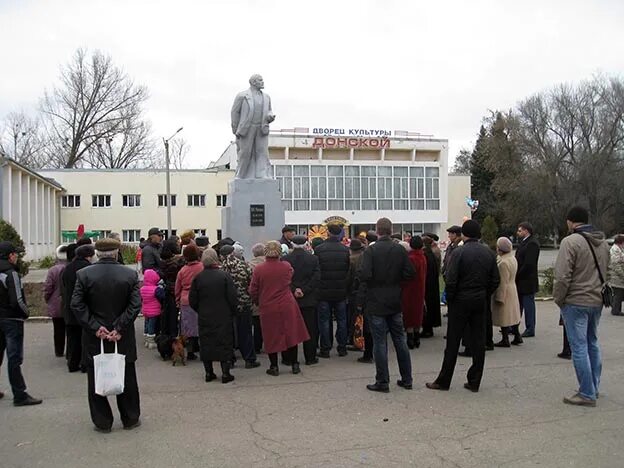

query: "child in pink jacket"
left=141, top=269, right=163, bottom=349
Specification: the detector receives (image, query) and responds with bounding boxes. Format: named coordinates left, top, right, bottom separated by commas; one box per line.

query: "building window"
left=158, top=194, right=177, bottom=207
left=92, top=194, right=111, bottom=208
left=95, top=230, right=112, bottom=240
left=122, top=230, right=141, bottom=243
left=194, top=229, right=207, bottom=236
left=122, top=194, right=141, bottom=207
left=187, top=194, right=206, bottom=207
left=216, top=229, right=222, bottom=241
left=216, top=194, right=227, bottom=206
left=61, top=194, right=81, bottom=208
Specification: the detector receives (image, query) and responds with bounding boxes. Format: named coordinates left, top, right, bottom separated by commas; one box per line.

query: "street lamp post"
left=163, top=127, right=183, bottom=238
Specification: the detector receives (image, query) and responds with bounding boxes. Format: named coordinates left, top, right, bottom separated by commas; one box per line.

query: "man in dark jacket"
left=515, top=222, right=540, bottom=337
left=279, top=226, right=296, bottom=250
left=284, top=236, right=321, bottom=365
left=314, top=224, right=351, bottom=358
left=0, top=241, right=42, bottom=406
left=61, top=244, right=95, bottom=372
left=141, top=227, right=163, bottom=273
left=359, top=218, right=415, bottom=393
left=427, top=220, right=500, bottom=392
left=71, top=238, right=142, bottom=433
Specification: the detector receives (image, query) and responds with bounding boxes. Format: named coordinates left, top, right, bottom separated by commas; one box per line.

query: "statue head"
left=249, top=74, right=264, bottom=90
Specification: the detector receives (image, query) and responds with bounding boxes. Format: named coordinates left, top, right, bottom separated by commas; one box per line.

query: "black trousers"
left=300, top=306, right=318, bottom=363
left=87, top=362, right=140, bottom=430
left=203, top=360, right=231, bottom=375
left=52, top=317, right=65, bottom=357
left=252, top=316, right=263, bottom=353
left=270, top=346, right=297, bottom=367
left=436, top=297, right=486, bottom=389
left=485, top=298, right=493, bottom=347
left=362, top=315, right=374, bottom=359
left=65, top=324, right=84, bottom=372
left=161, top=294, right=179, bottom=337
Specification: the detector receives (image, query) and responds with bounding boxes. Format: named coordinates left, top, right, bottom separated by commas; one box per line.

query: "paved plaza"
left=1, top=302, right=623, bottom=468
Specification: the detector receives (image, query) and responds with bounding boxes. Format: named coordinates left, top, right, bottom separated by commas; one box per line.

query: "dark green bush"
left=0, top=220, right=30, bottom=276
left=37, top=255, right=56, bottom=269
left=120, top=244, right=139, bottom=264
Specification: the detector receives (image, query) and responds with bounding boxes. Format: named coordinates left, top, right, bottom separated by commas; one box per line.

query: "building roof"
left=0, top=157, right=65, bottom=191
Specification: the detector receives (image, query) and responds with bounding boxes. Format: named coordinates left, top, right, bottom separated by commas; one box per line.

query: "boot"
left=406, top=332, right=415, bottom=350
left=511, top=325, right=523, bottom=345
left=413, top=330, right=420, bottom=349
left=221, top=361, right=235, bottom=384
left=204, top=362, right=217, bottom=382
left=146, top=334, right=157, bottom=350
left=558, top=327, right=571, bottom=359
left=494, top=328, right=511, bottom=347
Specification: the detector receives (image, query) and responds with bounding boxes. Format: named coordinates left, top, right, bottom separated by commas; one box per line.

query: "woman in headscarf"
left=175, top=244, right=204, bottom=359
left=401, top=236, right=428, bottom=349
left=160, top=238, right=185, bottom=336
left=249, top=241, right=310, bottom=376
left=492, top=237, right=522, bottom=347
left=189, top=248, right=238, bottom=384
left=44, top=245, right=69, bottom=357
left=421, top=236, right=441, bottom=338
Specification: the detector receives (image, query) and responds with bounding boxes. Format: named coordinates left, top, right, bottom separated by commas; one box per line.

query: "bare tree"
left=40, top=48, right=150, bottom=168
left=167, top=137, right=190, bottom=170
left=0, top=111, right=48, bottom=167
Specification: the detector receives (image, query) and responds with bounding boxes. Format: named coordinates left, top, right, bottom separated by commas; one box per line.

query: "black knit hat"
left=75, top=244, right=95, bottom=258
left=292, top=235, right=307, bottom=246
left=461, top=220, right=481, bottom=239
left=349, top=239, right=364, bottom=251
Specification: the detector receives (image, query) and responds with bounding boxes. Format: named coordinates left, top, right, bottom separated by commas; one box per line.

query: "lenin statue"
left=230, top=74, right=276, bottom=179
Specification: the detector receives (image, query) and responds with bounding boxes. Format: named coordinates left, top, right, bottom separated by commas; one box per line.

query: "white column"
left=349, top=148, right=354, bottom=161
left=24, top=176, right=31, bottom=245
left=17, top=172, right=23, bottom=237
left=381, top=148, right=386, bottom=161
left=5, top=165, right=12, bottom=222
left=411, top=149, right=416, bottom=162
left=284, top=147, right=289, bottom=160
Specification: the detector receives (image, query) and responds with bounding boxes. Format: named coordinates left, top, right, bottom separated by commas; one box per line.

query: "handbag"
left=580, top=234, right=613, bottom=308
left=94, top=339, right=126, bottom=396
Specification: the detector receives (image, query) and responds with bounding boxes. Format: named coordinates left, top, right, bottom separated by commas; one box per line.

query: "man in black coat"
left=141, top=228, right=163, bottom=273
left=61, top=244, right=95, bottom=373
left=71, top=238, right=142, bottom=433
left=284, top=236, right=321, bottom=365
left=314, top=224, right=351, bottom=358
left=279, top=226, right=296, bottom=250
left=515, top=222, right=540, bottom=337
left=427, top=220, right=500, bottom=392
left=359, top=218, right=415, bottom=393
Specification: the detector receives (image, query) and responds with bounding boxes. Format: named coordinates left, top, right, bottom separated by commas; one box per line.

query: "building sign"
left=312, top=128, right=392, bottom=137
left=324, top=216, right=349, bottom=226
left=250, top=204, right=265, bottom=227
left=312, top=137, right=390, bottom=149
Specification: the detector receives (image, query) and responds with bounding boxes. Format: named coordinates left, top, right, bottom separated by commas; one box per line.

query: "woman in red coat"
left=249, top=241, right=310, bottom=376
left=401, top=235, right=428, bottom=349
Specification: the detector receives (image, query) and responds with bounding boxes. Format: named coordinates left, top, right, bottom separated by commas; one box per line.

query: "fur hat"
left=75, top=244, right=95, bottom=259
left=461, top=220, right=481, bottom=239
left=56, top=245, right=68, bottom=261
left=94, top=238, right=121, bottom=252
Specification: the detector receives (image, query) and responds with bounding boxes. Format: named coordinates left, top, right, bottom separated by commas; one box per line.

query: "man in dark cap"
left=62, top=244, right=95, bottom=373
left=366, top=231, right=378, bottom=245
left=71, top=238, right=142, bottom=433
left=442, top=226, right=463, bottom=279
left=284, top=235, right=321, bottom=365
left=195, top=236, right=210, bottom=253
left=141, top=228, right=163, bottom=273
left=427, top=220, right=500, bottom=393
left=0, top=241, right=42, bottom=406
left=314, top=224, right=351, bottom=358
left=347, top=239, right=365, bottom=351
left=280, top=226, right=296, bottom=250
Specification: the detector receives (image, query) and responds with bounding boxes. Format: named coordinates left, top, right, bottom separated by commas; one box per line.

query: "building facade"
left=213, top=127, right=470, bottom=238
left=0, top=157, right=64, bottom=260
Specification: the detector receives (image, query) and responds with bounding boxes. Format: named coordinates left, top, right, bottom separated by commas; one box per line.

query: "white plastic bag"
left=94, top=339, right=126, bottom=396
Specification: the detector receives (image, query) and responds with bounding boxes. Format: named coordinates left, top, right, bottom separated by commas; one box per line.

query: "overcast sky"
left=2, top=0, right=623, bottom=169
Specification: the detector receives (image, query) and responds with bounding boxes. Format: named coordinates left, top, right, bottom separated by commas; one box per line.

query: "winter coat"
left=515, top=235, right=540, bottom=295
left=221, top=255, right=253, bottom=314
left=249, top=257, right=310, bottom=353
left=314, top=238, right=351, bottom=302
left=442, top=241, right=461, bottom=278
left=0, top=259, right=29, bottom=320
left=44, top=261, right=67, bottom=318
left=71, top=258, right=141, bottom=362
left=608, top=244, right=624, bottom=289
left=141, top=242, right=162, bottom=272
left=423, top=246, right=442, bottom=328
left=553, top=227, right=609, bottom=308
left=189, top=266, right=238, bottom=362
left=248, top=256, right=265, bottom=316
left=491, top=253, right=521, bottom=327
left=401, top=249, right=427, bottom=328
left=160, top=256, right=185, bottom=293
left=61, top=257, right=92, bottom=325
left=283, top=249, right=321, bottom=309
left=445, top=239, right=500, bottom=303
left=175, top=261, right=204, bottom=307
left=141, top=269, right=162, bottom=318
left=359, top=237, right=415, bottom=316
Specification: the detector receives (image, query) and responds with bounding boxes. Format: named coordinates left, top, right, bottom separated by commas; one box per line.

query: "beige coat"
left=491, top=253, right=521, bottom=327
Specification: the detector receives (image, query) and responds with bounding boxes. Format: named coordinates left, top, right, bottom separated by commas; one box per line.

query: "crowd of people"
left=0, top=205, right=620, bottom=431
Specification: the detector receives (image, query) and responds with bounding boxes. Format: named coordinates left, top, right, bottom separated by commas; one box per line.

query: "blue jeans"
left=144, top=317, right=158, bottom=335
left=236, top=311, right=257, bottom=363
left=519, top=294, right=536, bottom=334
left=561, top=304, right=602, bottom=400
left=369, top=313, right=412, bottom=386
left=0, top=319, right=28, bottom=401
left=318, top=300, right=347, bottom=353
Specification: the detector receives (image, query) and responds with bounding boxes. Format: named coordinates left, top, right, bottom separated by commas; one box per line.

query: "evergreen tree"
left=0, top=220, right=29, bottom=276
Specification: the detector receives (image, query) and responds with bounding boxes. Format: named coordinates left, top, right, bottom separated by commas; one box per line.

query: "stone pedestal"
left=221, top=178, right=285, bottom=254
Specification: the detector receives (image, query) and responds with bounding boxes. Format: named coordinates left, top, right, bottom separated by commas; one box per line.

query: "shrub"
left=481, top=215, right=498, bottom=250
left=38, top=255, right=56, bottom=269
left=541, top=267, right=554, bottom=296
left=120, top=244, right=139, bottom=264
left=0, top=220, right=30, bottom=276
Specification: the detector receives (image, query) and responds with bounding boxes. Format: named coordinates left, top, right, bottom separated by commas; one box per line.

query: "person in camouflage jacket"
left=220, top=245, right=260, bottom=368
